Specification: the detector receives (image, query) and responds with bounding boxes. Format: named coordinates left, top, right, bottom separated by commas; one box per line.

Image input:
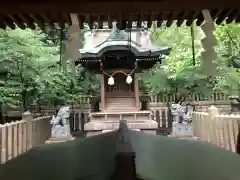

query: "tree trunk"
left=22, top=90, right=28, bottom=111
left=0, top=104, right=6, bottom=124
left=36, top=96, right=41, bottom=113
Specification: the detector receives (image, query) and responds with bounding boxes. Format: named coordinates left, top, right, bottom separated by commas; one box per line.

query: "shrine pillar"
left=134, top=73, right=140, bottom=110
left=100, top=73, right=105, bottom=111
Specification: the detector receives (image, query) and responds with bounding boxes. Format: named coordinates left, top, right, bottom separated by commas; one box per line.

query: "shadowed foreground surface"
left=1, top=130, right=240, bottom=180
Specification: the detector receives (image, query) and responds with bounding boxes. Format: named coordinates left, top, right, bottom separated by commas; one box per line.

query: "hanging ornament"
left=126, top=75, right=133, bottom=84
left=108, top=76, right=115, bottom=86
left=201, top=9, right=217, bottom=76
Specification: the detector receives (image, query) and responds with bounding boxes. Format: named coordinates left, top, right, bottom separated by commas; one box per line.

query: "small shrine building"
left=76, top=23, right=170, bottom=136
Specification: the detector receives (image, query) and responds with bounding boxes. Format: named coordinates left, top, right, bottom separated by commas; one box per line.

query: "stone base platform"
left=170, top=123, right=197, bottom=140
left=171, top=122, right=193, bottom=136
left=45, top=136, right=75, bottom=144
left=85, top=110, right=157, bottom=137
left=84, top=120, right=158, bottom=137
left=89, top=110, right=152, bottom=121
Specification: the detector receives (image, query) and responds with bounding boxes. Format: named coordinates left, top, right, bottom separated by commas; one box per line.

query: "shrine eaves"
left=0, top=0, right=240, bottom=29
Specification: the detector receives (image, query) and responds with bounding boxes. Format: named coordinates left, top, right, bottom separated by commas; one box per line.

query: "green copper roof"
left=79, top=27, right=171, bottom=58
left=107, top=26, right=128, bottom=41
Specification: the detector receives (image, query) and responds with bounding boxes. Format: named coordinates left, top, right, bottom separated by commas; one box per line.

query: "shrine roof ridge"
left=79, top=41, right=170, bottom=58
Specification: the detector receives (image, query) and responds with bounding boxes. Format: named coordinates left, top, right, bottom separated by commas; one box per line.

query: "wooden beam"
left=0, top=23, right=6, bottom=29
left=86, top=14, right=93, bottom=29
left=226, top=9, right=239, bottom=23
left=29, top=14, right=45, bottom=30
left=97, top=15, right=103, bottom=29
left=197, top=9, right=222, bottom=26
left=216, top=8, right=233, bottom=24
left=18, top=14, right=35, bottom=29
left=196, top=12, right=204, bottom=26
left=128, top=14, right=132, bottom=28
left=236, top=14, right=240, bottom=23
left=116, top=12, right=125, bottom=29
left=108, top=14, right=113, bottom=29
left=8, top=14, right=26, bottom=29
left=1, top=1, right=240, bottom=29
left=210, top=9, right=222, bottom=20
left=4, top=16, right=15, bottom=29
left=166, top=12, right=175, bottom=27
left=40, top=13, right=54, bottom=28
left=186, top=11, right=200, bottom=26
left=58, top=13, right=68, bottom=30
left=137, top=13, right=144, bottom=28
left=176, top=12, right=187, bottom=27
left=147, top=13, right=153, bottom=28
left=77, top=15, right=84, bottom=29
left=62, top=13, right=71, bottom=26
left=1, top=1, right=240, bottom=14
left=157, top=13, right=163, bottom=27
left=0, top=14, right=6, bottom=29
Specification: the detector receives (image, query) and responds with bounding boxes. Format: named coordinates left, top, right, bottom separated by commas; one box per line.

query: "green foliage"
left=214, top=23, right=240, bottom=95
left=143, top=24, right=210, bottom=103
left=0, top=27, right=99, bottom=113
left=141, top=22, right=240, bottom=103
left=1, top=21, right=240, bottom=111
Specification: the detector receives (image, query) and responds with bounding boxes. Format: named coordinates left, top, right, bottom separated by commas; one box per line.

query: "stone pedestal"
left=45, top=136, right=75, bottom=144
left=170, top=122, right=196, bottom=139
left=45, top=106, right=75, bottom=144
left=84, top=111, right=158, bottom=137
left=45, top=124, right=75, bottom=144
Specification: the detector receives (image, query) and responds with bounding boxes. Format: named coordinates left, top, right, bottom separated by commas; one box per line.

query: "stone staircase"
left=105, top=97, right=137, bottom=112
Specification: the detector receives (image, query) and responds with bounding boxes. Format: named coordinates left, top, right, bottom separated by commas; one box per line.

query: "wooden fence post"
left=208, top=106, right=219, bottom=144
left=0, top=124, right=7, bottom=164
left=156, top=110, right=160, bottom=128
left=17, top=121, right=23, bottom=155
left=6, top=122, right=13, bottom=161
left=22, top=112, right=33, bottom=150
left=161, top=110, right=167, bottom=129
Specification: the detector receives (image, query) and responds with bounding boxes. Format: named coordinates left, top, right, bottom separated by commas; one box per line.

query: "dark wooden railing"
left=155, top=109, right=173, bottom=135
left=111, top=120, right=143, bottom=180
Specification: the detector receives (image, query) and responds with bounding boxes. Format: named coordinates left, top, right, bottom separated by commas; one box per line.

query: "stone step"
left=170, top=135, right=198, bottom=140
left=106, top=97, right=135, bottom=100
left=106, top=106, right=136, bottom=109
left=106, top=105, right=136, bottom=109
left=102, top=129, right=140, bottom=133
left=105, top=109, right=137, bottom=112
left=106, top=102, right=135, bottom=104
left=106, top=105, right=135, bottom=107
left=106, top=99, right=135, bottom=104
left=45, top=136, right=75, bottom=144
left=106, top=102, right=135, bottom=105
left=106, top=102, right=134, bottom=104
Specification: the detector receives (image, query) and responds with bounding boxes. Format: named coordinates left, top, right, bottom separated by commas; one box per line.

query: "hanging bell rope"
left=101, top=25, right=137, bottom=86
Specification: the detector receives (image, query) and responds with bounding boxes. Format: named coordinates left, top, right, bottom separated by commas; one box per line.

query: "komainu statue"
left=171, top=103, right=192, bottom=124
left=51, top=106, right=71, bottom=137
left=171, top=103, right=185, bottom=123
